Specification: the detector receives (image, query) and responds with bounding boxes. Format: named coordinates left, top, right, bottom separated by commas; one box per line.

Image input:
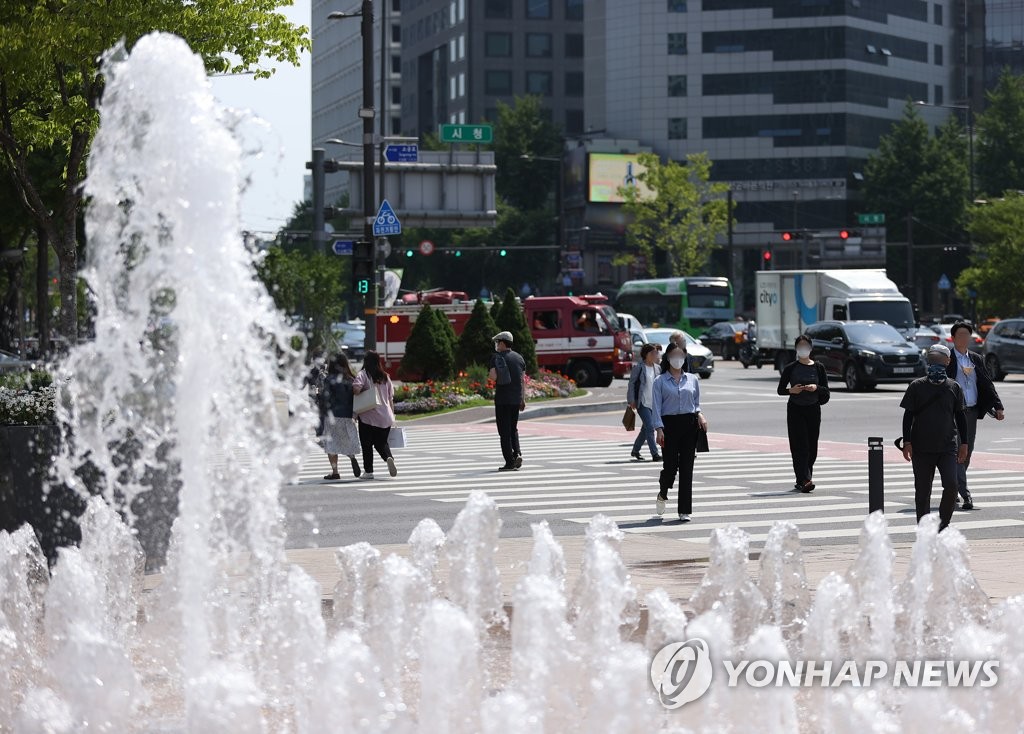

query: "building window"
left=392, top=0, right=400, bottom=11
left=450, top=39, right=457, bottom=63
left=459, top=72, right=465, bottom=97
left=935, top=85, right=944, bottom=105
left=934, top=3, right=943, bottom=25
left=668, top=0, right=687, bottom=10
left=459, top=34, right=465, bottom=59
left=565, top=71, right=584, bottom=96
left=668, top=33, right=687, bottom=55
left=392, top=55, right=401, bottom=74
left=566, top=0, right=583, bottom=20
left=668, top=75, right=687, bottom=97
left=450, top=1, right=456, bottom=26
left=392, top=86, right=402, bottom=105
left=485, top=0, right=511, bottom=19
left=459, top=110, right=466, bottom=124
left=485, top=32, right=512, bottom=57
left=668, top=117, right=687, bottom=140
left=566, top=109, right=584, bottom=135
left=459, top=0, right=465, bottom=22
left=526, top=70, right=553, bottom=95
left=485, top=69, right=513, bottom=95
left=566, top=33, right=584, bottom=58
left=450, top=76, right=457, bottom=101
left=526, top=33, right=553, bottom=57
left=392, top=24, right=401, bottom=43
left=527, top=0, right=552, bottom=19
left=934, top=44, right=943, bottom=66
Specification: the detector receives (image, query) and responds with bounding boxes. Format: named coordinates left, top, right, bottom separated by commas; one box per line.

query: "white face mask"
left=669, top=356, right=686, bottom=370
left=796, top=347, right=811, bottom=359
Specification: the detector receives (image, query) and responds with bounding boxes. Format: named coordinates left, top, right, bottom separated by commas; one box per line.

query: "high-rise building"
left=311, top=0, right=403, bottom=204
left=398, top=0, right=585, bottom=137
left=963, top=0, right=1024, bottom=111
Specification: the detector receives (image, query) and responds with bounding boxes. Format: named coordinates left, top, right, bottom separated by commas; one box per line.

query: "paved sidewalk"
left=399, top=389, right=622, bottom=426
left=284, top=533, right=1024, bottom=608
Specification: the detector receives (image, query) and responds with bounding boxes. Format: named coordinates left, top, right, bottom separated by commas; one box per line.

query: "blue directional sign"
left=332, top=239, right=354, bottom=256
left=385, top=144, right=418, bottom=163
left=373, top=199, right=402, bottom=237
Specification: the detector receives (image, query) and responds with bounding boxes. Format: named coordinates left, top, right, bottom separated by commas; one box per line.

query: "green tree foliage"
left=957, top=194, right=1024, bottom=316
left=255, top=247, right=345, bottom=355
left=619, top=152, right=730, bottom=277
left=493, top=96, right=563, bottom=210
left=495, top=287, right=537, bottom=375
left=400, top=304, right=454, bottom=381
left=0, top=1, right=309, bottom=340
left=433, top=307, right=458, bottom=368
left=490, top=297, right=502, bottom=322
left=975, top=69, right=1024, bottom=197
left=457, top=299, right=499, bottom=372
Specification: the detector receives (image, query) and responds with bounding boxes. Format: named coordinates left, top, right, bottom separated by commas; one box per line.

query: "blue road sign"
left=373, top=199, right=402, bottom=236
left=332, top=240, right=354, bottom=256
left=385, top=144, right=418, bottom=163
left=938, top=273, right=952, bottom=291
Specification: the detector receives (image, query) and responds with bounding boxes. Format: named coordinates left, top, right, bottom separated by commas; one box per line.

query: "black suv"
left=805, top=321, right=925, bottom=391
left=983, top=318, right=1024, bottom=381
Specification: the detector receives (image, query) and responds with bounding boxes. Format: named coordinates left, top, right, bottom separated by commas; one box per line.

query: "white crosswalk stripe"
left=291, top=428, right=1024, bottom=546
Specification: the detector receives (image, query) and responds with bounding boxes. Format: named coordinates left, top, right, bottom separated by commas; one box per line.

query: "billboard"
left=588, top=153, right=654, bottom=203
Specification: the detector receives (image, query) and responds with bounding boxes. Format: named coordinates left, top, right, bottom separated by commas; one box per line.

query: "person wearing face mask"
left=627, top=343, right=663, bottom=461
left=899, top=344, right=969, bottom=531
left=652, top=342, right=708, bottom=522
left=777, top=334, right=831, bottom=492
left=489, top=331, right=527, bottom=472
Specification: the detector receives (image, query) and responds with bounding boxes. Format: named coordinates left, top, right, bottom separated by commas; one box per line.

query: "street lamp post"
left=329, top=2, right=377, bottom=351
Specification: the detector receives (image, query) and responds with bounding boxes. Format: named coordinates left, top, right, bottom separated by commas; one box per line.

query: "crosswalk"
left=292, top=427, right=1024, bottom=547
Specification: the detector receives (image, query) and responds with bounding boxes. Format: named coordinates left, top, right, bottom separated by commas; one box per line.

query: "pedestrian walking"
left=669, top=330, right=692, bottom=373
left=489, top=330, right=527, bottom=471
left=319, top=352, right=361, bottom=480
left=627, top=343, right=662, bottom=461
left=777, top=334, right=830, bottom=492
left=899, top=344, right=969, bottom=531
left=352, top=350, right=398, bottom=480
left=653, top=342, right=708, bottom=522
left=945, top=321, right=1005, bottom=510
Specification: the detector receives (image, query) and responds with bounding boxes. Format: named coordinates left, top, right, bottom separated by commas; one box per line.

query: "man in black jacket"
left=900, top=344, right=968, bottom=531
left=945, top=321, right=1005, bottom=510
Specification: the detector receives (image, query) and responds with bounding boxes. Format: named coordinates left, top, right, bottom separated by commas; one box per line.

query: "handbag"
left=387, top=426, right=407, bottom=449
left=622, top=406, right=636, bottom=431
left=353, top=382, right=382, bottom=415
left=696, top=427, right=710, bottom=453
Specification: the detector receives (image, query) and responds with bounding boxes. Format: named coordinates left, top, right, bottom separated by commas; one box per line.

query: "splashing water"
left=2, top=32, right=1024, bottom=733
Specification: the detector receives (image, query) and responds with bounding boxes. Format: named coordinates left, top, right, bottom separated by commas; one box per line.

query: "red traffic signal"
left=781, top=232, right=794, bottom=242
left=762, top=250, right=772, bottom=261
left=839, top=229, right=850, bottom=240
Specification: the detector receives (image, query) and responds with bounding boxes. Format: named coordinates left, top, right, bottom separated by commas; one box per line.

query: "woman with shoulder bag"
left=627, top=343, right=663, bottom=461
left=320, top=352, right=362, bottom=480
left=777, top=334, right=830, bottom=493
left=352, top=350, right=398, bottom=480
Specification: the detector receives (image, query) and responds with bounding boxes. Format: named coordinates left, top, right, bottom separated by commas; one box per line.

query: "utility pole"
left=906, top=211, right=914, bottom=304
left=360, top=0, right=377, bottom=350
left=311, top=148, right=326, bottom=254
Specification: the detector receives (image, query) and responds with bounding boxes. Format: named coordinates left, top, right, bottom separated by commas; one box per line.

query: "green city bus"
left=615, top=277, right=734, bottom=336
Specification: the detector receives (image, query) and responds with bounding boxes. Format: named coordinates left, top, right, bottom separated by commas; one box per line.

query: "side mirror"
left=831, top=336, right=844, bottom=345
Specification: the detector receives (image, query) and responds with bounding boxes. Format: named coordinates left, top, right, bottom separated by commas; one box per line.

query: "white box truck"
left=755, top=269, right=916, bottom=370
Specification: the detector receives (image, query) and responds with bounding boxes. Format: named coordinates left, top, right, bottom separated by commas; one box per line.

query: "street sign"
left=385, top=144, right=418, bottom=163
left=439, top=123, right=493, bottom=144
left=332, top=239, right=354, bottom=256
left=857, top=212, right=885, bottom=225
left=372, top=199, right=402, bottom=236
left=938, top=273, right=952, bottom=291
left=419, top=240, right=435, bottom=256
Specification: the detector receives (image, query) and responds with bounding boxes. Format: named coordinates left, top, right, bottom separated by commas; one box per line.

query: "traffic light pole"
left=360, top=0, right=377, bottom=352
left=311, top=148, right=326, bottom=255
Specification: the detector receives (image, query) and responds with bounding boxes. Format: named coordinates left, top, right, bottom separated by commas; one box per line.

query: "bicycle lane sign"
left=373, top=199, right=402, bottom=236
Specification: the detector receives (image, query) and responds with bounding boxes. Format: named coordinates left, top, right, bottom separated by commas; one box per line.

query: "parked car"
left=804, top=321, right=925, bottom=391
left=929, top=323, right=984, bottom=354
left=616, top=312, right=643, bottom=333
left=331, top=320, right=366, bottom=363
left=698, top=321, right=748, bottom=360
left=642, top=328, right=714, bottom=378
left=982, top=317, right=1024, bottom=381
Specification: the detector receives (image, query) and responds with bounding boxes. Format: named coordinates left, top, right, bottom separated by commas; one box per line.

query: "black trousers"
left=659, top=413, right=699, bottom=514
left=358, top=420, right=392, bottom=474
left=786, top=403, right=821, bottom=485
left=912, top=448, right=959, bottom=530
left=495, top=403, right=522, bottom=465
left=957, top=406, right=979, bottom=500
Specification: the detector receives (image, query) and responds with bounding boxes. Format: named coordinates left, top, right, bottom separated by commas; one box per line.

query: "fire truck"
left=377, top=293, right=633, bottom=387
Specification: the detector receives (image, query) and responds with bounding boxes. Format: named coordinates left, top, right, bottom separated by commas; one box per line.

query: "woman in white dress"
left=320, top=352, right=362, bottom=480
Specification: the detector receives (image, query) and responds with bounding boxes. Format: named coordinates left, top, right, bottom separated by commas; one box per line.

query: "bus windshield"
left=686, top=283, right=731, bottom=310
left=613, top=294, right=681, bottom=328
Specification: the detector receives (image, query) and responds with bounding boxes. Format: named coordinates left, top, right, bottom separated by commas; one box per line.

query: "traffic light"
left=781, top=232, right=794, bottom=242
left=499, top=248, right=507, bottom=257
left=839, top=229, right=850, bottom=240
left=762, top=249, right=773, bottom=270
left=352, top=239, right=373, bottom=296
left=454, top=249, right=461, bottom=257
left=405, top=249, right=414, bottom=257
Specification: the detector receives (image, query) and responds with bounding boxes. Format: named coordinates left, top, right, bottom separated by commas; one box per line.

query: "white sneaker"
left=360, top=473, right=375, bottom=481
left=656, top=496, right=666, bottom=516
left=679, top=514, right=690, bottom=522
left=387, top=457, right=397, bottom=477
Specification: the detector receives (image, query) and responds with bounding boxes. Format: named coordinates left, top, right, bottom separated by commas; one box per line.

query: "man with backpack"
left=489, top=331, right=527, bottom=472
left=898, top=344, right=969, bottom=531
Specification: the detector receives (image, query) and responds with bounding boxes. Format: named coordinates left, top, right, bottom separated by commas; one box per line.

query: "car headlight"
left=856, top=350, right=877, bottom=359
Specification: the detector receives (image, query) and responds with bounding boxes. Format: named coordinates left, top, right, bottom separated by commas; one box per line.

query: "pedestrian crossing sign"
left=373, top=199, right=402, bottom=236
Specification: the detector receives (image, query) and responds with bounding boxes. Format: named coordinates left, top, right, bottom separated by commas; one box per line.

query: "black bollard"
left=868, top=436, right=884, bottom=513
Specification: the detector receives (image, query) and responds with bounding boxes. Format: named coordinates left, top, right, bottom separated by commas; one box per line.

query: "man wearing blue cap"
left=898, top=343, right=969, bottom=531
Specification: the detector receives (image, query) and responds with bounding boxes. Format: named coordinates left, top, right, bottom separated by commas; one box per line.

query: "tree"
left=434, top=307, right=458, bottom=358
left=400, top=304, right=454, bottom=381
left=0, top=1, right=308, bottom=340
left=619, top=152, right=730, bottom=277
left=975, top=69, right=1024, bottom=197
left=495, top=287, right=537, bottom=375
left=457, top=299, right=499, bottom=372
left=956, top=194, right=1024, bottom=317
left=492, top=96, right=563, bottom=211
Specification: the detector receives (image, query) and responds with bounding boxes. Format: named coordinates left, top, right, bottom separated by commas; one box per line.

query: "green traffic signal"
left=355, top=278, right=370, bottom=295
left=405, top=249, right=414, bottom=257
left=454, top=250, right=461, bottom=257
left=499, top=248, right=507, bottom=256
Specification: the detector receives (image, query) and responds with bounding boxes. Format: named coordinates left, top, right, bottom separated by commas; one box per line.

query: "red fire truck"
left=377, top=293, right=633, bottom=386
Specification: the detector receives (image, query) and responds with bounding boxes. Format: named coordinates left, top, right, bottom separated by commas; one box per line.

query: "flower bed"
left=0, top=371, right=56, bottom=426
left=394, top=369, right=576, bottom=414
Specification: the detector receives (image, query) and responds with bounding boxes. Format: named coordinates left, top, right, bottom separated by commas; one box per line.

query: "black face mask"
left=927, top=363, right=947, bottom=384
